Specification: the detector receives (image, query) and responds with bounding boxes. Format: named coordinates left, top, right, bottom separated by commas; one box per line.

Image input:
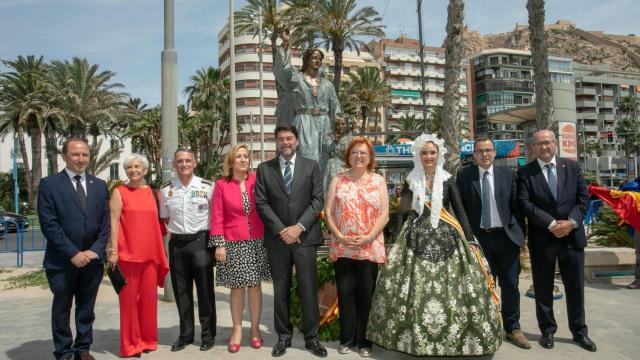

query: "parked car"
left=0, top=211, right=30, bottom=233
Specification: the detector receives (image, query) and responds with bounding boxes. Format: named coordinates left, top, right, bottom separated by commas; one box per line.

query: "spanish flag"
left=588, top=185, right=640, bottom=231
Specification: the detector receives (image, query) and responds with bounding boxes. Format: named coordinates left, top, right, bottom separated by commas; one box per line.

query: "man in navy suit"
left=457, top=137, right=530, bottom=349
left=38, top=139, right=110, bottom=360
left=518, top=129, right=596, bottom=352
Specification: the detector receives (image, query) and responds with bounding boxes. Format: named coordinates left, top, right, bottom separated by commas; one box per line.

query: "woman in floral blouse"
left=366, top=134, right=502, bottom=356
left=325, top=137, right=389, bottom=357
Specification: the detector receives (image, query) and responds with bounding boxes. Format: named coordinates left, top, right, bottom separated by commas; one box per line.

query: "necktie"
left=283, top=161, right=292, bottom=193
left=545, top=164, right=557, bottom=200
left=74, top=175, right=87, bottom=209
left=481, top=170, right=492, bottom=229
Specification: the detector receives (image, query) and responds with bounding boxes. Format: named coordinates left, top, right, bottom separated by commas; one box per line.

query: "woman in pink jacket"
left=208, top=144, right=271, bottom=353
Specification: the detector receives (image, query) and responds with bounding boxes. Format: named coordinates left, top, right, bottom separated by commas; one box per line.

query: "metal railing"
left=0, top=215, right=43, bottom=267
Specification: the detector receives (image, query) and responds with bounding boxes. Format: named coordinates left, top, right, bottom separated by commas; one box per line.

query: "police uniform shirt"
left=159, top=175, right=214, bottom=234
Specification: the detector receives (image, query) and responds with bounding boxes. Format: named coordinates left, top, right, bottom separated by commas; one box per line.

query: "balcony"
left=576, top=111, right=598, bottom=120
left=576, top=100, right=597, bottom=108
left=598, top=113, right=615, bottom=122
left=603, top=89, right=614, bottom=96
left=598, top=101, right=614, bottom=108
left=575, top=87, right=597, bottom=96
left=475, top=79, right=534, bottom=94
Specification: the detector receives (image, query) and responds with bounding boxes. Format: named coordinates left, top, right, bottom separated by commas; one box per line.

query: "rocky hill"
left=457, top=20, right=640, bottom=74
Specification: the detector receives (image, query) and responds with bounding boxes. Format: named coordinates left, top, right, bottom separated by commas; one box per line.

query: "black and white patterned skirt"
left=216, top=238, right=271, bottom=288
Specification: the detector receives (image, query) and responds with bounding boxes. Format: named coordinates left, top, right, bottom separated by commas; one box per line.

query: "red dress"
left=116, top=185, right=169, bottom=356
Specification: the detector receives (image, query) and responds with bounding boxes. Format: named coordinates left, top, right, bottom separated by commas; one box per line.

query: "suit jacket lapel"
left=532, top=161, right=556, bottom=203
left=271, top=159, right=288, bottom=195
left=471, top=167, right=481, bottom=201
left=291, top=157, right=305, bottom=195
left=556, top=158, right=566, bottom=201
left=59, top=171, right=87, bottom=215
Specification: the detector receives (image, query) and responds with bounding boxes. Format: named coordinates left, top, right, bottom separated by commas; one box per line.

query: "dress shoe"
left=228, top=343, right=241, bottom=353
left=74, top=352, right=95, bottom=360
left=271, top=338, right=291, bottom=357
left=250, top=338, right=264, bottom=349
left=358, top=347, right=372, bottom=357
left=506, top=329, right=531, bottom=349
left=337, top=344, right=351, bottom=354
left=305, top=339, right=328, bottom=358
left=627, top=281, right=640, bottom=289
left=573, top=335, right=597, bottom=352
left=539, top=334, right=554, bottom=349
left=200, top=338, right=215, bottom=351
left=170, top=338, right=193, bottom=352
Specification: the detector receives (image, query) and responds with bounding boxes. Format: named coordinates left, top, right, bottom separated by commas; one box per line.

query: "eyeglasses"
left=473, top=149, right=494, bottom=154
left=533, top=141, right=555, bottom=147
left=350, top=150, right=369, bottom=157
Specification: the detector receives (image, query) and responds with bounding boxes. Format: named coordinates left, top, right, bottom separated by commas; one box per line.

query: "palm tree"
left=387, top=114, right=425, bottom=144
left=527, top=0, right=553, bottom=130
left=86, top=138, right=123, bottom=176
left=235, top=0, right=287, bottom=65
left=48, top=57, right=127, bottom=144
left=441, top=0, right=465, bottom=172
left=619, top=95, right=639, bottom=117
left=0, top=55, right=59, bottom=206
left=344, top=67, right=391, bottom=135
left=287, top=0, right=385, bottom=93
left=125, top=106, right=163, bottom=184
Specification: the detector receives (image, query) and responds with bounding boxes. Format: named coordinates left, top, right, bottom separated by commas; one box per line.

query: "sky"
left=1, top=0, right=638, bottom=106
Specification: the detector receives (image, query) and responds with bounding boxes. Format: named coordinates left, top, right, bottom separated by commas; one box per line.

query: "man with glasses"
left=517, top=130, right=596, bottom=352
left=457, top=137, right=530, bottom=349
left=159, top=148, right=216, bottom=352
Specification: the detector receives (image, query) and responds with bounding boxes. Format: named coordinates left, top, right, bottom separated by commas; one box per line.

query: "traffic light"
left=607, top=131, right=614, bottom=142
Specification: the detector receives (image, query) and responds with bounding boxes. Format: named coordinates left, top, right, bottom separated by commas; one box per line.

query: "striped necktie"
left=545, top=164, right=557, bottom=200
left=283, top=161, right=292, bottom=193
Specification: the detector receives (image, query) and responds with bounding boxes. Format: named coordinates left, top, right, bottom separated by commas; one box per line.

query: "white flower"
left=482, top=321, right=491, bottom=333
left=462, top=335, right=483, bottom=355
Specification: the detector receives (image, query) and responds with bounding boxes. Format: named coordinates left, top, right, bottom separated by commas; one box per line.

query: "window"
left=110, top=163, right=120, bottom=180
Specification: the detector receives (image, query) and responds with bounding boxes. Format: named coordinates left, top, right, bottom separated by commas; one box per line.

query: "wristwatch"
left=568, top=218, right=578, bottom=229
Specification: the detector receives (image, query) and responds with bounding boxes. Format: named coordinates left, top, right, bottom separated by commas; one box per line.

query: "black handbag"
left=107, top=265, right=128, bottom=294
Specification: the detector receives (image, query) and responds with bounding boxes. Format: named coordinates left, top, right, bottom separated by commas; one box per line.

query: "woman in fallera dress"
left=366, top=134, right=502, bottom=356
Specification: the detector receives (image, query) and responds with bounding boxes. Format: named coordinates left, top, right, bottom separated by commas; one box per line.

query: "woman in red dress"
left=108, top=154, right=169, bottom=357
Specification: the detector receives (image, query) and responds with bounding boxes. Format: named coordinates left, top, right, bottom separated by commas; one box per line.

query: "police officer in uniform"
left=159, top=147, right=216, bottom=352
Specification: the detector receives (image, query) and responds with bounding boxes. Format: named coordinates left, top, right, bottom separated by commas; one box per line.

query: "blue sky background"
left=1, top=0, right=637, bottom=106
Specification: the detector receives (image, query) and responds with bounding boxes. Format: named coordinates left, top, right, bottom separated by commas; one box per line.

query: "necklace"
left=304, top=74, right=320, bottom=97
left=425, top=172, right=435, bottom=182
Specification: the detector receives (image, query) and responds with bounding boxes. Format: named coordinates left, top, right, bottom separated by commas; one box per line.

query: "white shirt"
left=64, top=168, right=87, bottom=194
left=536, top=156, right=557, bottom=185
left=279, top=153, right=297, bottom=179
left=478, top=165, right=503, bottom=228
left=159, top=175, right=214, bottom=234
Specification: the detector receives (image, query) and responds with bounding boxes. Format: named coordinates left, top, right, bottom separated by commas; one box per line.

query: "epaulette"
left=201, top=179, right=213, bottom=186
left=161, top=181, right=171, bottom=188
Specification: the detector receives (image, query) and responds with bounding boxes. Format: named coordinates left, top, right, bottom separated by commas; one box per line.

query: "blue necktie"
left=481, top=170, right=492, bottom=229
left=545, top=164, right=557, bottom=200
left=283, top=161, right=292, bottom=193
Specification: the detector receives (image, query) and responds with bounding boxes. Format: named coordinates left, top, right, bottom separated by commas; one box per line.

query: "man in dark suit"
left=255, top=124, right=327, bottom=358
left=38, top=139, right=110, bottom=360
left=518, top=129, right=596, bottom=352
left=457, top=137, right=530, bottom=349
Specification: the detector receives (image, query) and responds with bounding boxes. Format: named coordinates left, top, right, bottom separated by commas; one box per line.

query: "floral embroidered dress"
left=329, top=172, right=386, bottom=263
left=366, top=179, right=502, bottom=356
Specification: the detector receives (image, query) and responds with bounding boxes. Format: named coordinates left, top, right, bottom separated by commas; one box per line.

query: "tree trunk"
left=527, top=0, right=554, bottom=130
left=16, top=128, right=33, bottom=210
left=45, top=127, right=59, bottom=175
left=360, top=106, right=369, bottom=136
left=442, top=0, right=465, bottom=173
left=332, top=41, right=344, bottom=94
left=28, top=124, right=43, bottom=208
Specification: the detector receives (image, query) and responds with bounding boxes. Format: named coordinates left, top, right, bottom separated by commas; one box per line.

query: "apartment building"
left=367, top=35, right=472, bottom=136
left=574, top=63, right=640, bottom=182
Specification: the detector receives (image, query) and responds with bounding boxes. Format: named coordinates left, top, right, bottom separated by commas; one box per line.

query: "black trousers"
left=46, top=262, right=103, bottom=360
left=529, top=241, right=587, bottom=337
left=477, top=229, right=522, bottom=333
left=169, top=235, right=216, bottom=342
left=335, top=258, right=378, bottom=348
left=267, top=245, right=319, bottom=341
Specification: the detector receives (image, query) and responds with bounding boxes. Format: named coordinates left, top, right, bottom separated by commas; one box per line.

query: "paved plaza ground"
left=0, top=252, right=638, bottom=360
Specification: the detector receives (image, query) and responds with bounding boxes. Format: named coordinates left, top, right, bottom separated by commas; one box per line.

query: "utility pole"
left=258, top=13, right=265, bottom=163
left=229, top=0, right=237, bottom=146
left=417, top=0, right=429, bottom=131
left=161, top=0, right=178, bottom=302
